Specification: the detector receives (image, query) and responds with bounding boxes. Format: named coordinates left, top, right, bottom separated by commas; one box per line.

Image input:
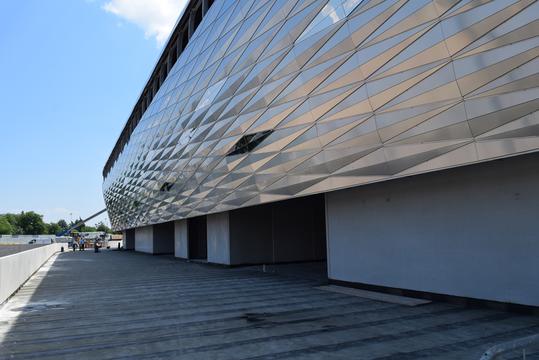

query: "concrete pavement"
left=1, top=250, right=538, bottom=359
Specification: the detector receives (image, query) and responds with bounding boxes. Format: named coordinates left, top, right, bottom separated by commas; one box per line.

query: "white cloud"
left=102, top=0, right=188, bottom=45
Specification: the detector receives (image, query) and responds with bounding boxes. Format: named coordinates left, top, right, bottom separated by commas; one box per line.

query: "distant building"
left=107, top=234, right=123, bottom=249
left=79, top=232, right=108, bottom=241
left=103, top=0, right=539, bottom=307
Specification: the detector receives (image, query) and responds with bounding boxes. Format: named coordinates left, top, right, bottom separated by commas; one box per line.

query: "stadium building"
left=103, top=0, right=539, bottom=307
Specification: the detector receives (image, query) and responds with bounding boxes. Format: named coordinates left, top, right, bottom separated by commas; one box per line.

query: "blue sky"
left=0, top=0, right=186, bottom=226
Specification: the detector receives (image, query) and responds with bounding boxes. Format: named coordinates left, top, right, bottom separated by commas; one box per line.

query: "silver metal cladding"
left=103, top=0, right=539, bottom=230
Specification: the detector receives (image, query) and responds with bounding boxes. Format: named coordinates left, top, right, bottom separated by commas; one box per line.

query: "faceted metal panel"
left=103, top=0, right=539, bottom=230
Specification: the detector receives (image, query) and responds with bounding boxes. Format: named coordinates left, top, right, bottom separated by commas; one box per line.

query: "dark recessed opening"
left=227, top=130, right=273, bottom=156
left=159, top=182, right=173, bottom=192
left=188, top=216, right=207, bottom=260
left=170, top=46, right=178, bottom=65
left=194, top=6, right=203, bottom=27
left=182, top=27, right=189, bottom=46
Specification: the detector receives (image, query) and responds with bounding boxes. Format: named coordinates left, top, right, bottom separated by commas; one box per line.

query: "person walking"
left=79, top=238, right=85, bottom=251
left=94, top=240, right=100, bottom=253
left=72, top=240, right=77, bottom=252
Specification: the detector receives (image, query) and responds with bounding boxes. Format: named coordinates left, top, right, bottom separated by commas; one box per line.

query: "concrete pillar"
left=135, top=226, right=153, bottom=254
left=133, top=223, right=174, bottom=255
left=174, top=219, right=188, bottom=259
left=207, top=212, right=230, bottom=265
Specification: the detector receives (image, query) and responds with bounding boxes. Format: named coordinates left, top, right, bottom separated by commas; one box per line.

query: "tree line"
left=0, top=211, right=111, bottom=235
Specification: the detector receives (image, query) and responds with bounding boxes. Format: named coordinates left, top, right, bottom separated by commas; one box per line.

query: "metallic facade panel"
left=103, top=0, right=539, bottom=230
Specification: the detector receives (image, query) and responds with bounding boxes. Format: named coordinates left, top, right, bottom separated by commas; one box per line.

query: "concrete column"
left=207, top=212, right=230, bottom=265
left=135, top=226, right=153, bottom=254
left=174, top=219, right=188, bottom=259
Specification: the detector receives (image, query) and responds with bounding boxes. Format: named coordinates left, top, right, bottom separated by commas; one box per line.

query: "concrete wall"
left=0, top=243, right=64, bottom=304
left=153, top=221, right=174, bottom=254
left=135, top=226, right=153, bottom=254
left=133, top=223, right=174, bottom=254
left=326, top=154, right=539, bottom=307
left=174, top=219, right=188, bottom=259
left=207, top=212, right=230, bottom=265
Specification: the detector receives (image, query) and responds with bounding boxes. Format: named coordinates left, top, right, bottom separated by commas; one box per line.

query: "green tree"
left=0, top=216, right=13, bottom=235
left=57, top=219, right=68, bottom=230
left=81, top=225, right=97, bottom=232
left=4, top=213, right=22, bottom=234
left=46, top=222, right=61, bottom=235
left=96, top=222, right=111, bottom=233
left=17, top=211, right=46, bottom=235
left=70, top=218, right=83, bottom=228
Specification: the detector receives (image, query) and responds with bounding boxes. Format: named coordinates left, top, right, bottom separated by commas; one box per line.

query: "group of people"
left=71, top=238, right=102, bottom=253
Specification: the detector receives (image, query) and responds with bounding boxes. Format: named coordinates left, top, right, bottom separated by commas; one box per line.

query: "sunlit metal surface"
left=103, top=0, right=539, bottom=230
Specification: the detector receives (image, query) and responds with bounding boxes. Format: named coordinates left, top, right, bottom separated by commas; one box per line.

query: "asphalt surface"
left=0, top=244, right=46, bottom=258
left=1, top=250, right=538, bottom=359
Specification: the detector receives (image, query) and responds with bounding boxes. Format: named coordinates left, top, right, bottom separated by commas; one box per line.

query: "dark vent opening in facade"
left=160, top=182, right=173, bottom=192
left=227, top=130, right=273, bottom=156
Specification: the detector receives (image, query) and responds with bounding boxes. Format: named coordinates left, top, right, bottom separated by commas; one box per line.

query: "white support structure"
left=0, top=243, right=65, bottom=304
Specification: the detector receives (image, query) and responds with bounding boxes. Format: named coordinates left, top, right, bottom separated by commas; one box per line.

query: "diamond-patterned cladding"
left=104, top=0, right=539, bottom=230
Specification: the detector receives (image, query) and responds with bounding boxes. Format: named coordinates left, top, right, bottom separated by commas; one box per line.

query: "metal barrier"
left=0, top=235, right=71, bottom=245
left=480, top=334, right=539, bottom=360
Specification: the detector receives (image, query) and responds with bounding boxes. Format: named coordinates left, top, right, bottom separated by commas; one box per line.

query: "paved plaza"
left=1, top=250, right=538, bottom=359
